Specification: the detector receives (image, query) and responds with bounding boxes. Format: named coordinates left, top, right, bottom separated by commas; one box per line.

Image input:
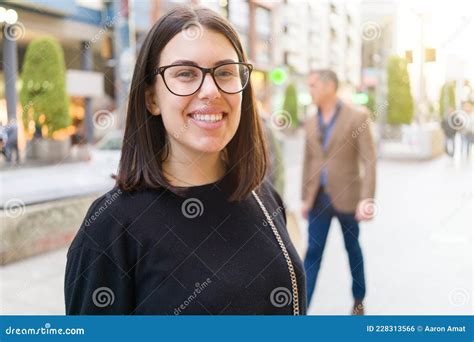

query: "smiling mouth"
left=188, top=112, right=227, bottom=123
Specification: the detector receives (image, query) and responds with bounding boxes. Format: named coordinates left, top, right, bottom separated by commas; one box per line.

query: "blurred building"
left=360, top=0, right=399, bottom=122
left=2, top=0, right=366, bottom=141
left=275, top=1, right=362, bottom=87
left=271, top=0, right=362, bottom=117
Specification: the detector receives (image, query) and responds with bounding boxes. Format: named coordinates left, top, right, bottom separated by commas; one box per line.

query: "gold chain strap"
left=252, top=190, right=300, bottom=316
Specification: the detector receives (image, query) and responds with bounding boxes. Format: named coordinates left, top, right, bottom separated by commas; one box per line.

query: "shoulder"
left=343, top=102, right=371, bottom=119
left=255, top=180, right=287, bottom=220
left=341, top=102, right=371, bottom=127
left=68, top=186, right=167, bottom=254
left=303, top=113, right=317, bottom=129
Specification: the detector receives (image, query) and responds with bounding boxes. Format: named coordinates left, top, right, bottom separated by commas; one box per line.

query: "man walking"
left=301, top=70, right=376, bottom=315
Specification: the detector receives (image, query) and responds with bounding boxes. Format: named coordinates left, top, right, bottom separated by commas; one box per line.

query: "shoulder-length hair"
left=114, top=5, right=268, bottom=201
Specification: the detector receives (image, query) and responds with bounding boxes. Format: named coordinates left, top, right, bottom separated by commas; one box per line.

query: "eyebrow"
left=168, top=59, right=238, bottom=66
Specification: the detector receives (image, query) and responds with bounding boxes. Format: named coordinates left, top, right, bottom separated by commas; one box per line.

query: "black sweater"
left=64, top=178, right=307, bottom=315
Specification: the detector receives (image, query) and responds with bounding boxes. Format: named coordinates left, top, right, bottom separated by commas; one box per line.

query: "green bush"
left=20, top=36, right=70, bottom=138
left=386, top=56, right=414, bottom=125
left=282, top=83, right=299, bottom=128
left=366, top=88, right=376, bottom=120
left=438, top=81, right=455, bottom=118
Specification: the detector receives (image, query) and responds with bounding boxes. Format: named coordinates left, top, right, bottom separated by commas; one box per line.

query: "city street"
left=284, top=131, right=472, bottom=315
left=1, top=132, right=471, bottom=315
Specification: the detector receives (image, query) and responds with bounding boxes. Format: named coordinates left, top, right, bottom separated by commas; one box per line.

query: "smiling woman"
left=64, top=5, right=306, bottom=316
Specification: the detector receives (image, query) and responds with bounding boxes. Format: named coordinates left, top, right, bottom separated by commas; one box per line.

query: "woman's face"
left=148, top=28, right=242, bottom=157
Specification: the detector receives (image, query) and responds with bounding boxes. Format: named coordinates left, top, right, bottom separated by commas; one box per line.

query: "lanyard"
left=318, top=101, right=342, bottom=150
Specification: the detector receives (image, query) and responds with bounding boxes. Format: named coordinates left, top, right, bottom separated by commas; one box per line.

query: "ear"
left=145, top=87, right=161, bottom=116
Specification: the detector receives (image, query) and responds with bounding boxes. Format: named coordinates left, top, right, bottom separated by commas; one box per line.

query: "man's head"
left=308, top=69, right=338, bottom=106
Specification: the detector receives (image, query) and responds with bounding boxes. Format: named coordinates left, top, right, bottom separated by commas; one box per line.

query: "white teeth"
left=191, top=113, right=223, bottom=123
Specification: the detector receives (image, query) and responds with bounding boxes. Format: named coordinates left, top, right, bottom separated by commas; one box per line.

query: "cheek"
left=156, top=85, right=191, bottom=125
left=231, top=95, right=242, bottom=114
left=227, top=94, right=242, bottom=126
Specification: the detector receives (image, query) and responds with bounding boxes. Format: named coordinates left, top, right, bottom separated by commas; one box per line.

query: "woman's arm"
left=65, top=246, right=135, bottom=315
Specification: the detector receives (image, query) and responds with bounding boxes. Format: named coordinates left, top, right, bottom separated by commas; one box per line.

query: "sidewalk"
left=0, top=149, right=119, bottom=207
left=283, top=132, right=472, bottom=315
left=0, top=134, right=472, bottom=315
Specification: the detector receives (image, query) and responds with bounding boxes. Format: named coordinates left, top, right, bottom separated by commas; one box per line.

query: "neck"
left=163, top=146, right=225, bottom=187
left=318, top=96, right=339, bottom=118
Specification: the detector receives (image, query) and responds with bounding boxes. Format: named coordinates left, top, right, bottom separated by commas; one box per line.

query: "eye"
left=216, top=71, right=233, bottom=77
left=215, top=68, right=238, bottom=78
left=168, top=67, right=200, bottom=80
left=176, top=70, right=198, bottom=78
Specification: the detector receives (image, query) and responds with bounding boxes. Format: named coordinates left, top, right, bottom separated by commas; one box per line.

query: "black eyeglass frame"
left=150, top=62, right=254, bottom=96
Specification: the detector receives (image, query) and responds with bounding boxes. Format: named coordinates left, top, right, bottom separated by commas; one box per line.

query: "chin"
left=190, top=136, right=229, bottom=154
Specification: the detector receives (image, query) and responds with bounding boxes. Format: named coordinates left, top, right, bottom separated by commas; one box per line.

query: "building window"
left=228, top=0, right=249, bottom=32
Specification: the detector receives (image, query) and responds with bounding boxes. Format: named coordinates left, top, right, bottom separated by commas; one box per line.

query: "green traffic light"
left=269, top=68, right=287, bottom=85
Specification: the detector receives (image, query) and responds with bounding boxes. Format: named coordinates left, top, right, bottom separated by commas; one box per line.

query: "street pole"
left=81, top=41, right=94, bottom=144
left=2, top=23, right=19, bottom=124
left=418, top=11, right=426, bottom=124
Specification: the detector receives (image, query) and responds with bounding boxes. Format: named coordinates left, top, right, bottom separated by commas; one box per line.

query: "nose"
left=198, top=73, right=221, bottom=100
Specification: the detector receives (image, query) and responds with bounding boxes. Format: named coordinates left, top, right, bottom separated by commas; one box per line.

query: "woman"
left=65, top=5, right=306, bottom=315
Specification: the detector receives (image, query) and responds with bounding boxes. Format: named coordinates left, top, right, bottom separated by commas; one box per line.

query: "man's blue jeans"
left=304, top=189, right=366, bottom=305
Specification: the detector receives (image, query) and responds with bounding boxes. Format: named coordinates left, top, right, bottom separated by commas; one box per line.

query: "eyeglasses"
left=150, top=62, right=253, bottom=96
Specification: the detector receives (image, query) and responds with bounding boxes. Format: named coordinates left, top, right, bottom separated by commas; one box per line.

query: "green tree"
left=438, top=81, right=455, bottom=118
left=282, top=83, right=299, bottom=128
left=20, top=36, right=70, bottom=138
left=366, top=88, right=376, bottom=119
left=386, top=56, right=414, bottom=125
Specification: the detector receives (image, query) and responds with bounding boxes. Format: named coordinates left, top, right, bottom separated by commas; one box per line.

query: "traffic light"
left=269, top=67, right=287, bottom=85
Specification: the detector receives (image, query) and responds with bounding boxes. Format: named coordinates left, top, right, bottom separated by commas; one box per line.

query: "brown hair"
left=310, top=69, right=339, bottom=90
left=114, top=5, right=268, bottom=201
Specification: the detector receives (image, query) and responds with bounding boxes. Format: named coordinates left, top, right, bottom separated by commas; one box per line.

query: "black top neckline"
left=171, top=174, right=228, bottom=198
